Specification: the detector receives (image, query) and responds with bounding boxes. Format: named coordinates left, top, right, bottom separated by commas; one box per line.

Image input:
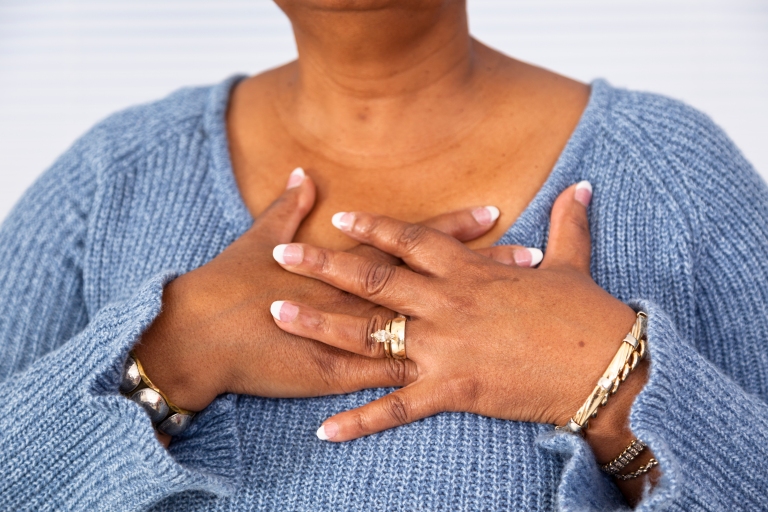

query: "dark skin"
left=136, top=0, right=659, bottom=506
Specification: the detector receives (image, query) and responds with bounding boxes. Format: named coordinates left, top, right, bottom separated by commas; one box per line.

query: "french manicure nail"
left=513, top=247, right=543, bottom=267
left=286, top=167, right=305, bottom=190
left=316, top=422, right=339, bottom=441
left=574, top=180, right=593, bottom=207
left=273, top=244, right=304, bottom=265
left=513, top=248, right=532, bottom=267
left=331, top=212, right=355, bottom=231
left=270, top=301, right=299, bottom=322
left=528, top=248, right=544, bottom=267
left=472, top=206, right=500, bottom=226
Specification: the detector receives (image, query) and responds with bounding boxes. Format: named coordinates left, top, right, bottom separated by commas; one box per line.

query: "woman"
left=1, top=1, right=766, bottom=510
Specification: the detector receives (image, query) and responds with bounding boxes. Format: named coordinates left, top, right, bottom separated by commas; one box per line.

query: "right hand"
left=134, top=168, right=534, bottom=414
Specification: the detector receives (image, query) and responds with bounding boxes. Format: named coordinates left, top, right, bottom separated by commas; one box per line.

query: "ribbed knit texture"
left=1, top=76, right=767, bottom=511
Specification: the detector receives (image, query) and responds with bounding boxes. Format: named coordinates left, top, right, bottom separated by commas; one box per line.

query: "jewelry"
left=389, top=316, right=407, bottom=360
left=601, top=439, right=647, bottom=475
left=614, top=458, right=659, bottom=481
left=120, top=352, right=195, bottom=436
left=371, top=316, right=407, bottom=360
left=556, top=311, right=647, bottom=435
left=371, top=326, right=394, bottom=357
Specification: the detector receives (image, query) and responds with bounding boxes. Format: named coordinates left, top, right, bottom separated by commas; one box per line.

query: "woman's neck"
left=272, top=0, right=490, bottom=163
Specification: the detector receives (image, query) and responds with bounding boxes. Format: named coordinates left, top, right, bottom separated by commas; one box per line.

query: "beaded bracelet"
left=556, top=311, right=647, bottom=435
left=119, top=352, right=195, bottom=436
left=601, top=439, right=647, bottom=476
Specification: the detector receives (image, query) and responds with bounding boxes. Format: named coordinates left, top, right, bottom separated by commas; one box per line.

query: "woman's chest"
left=227, top=119, right=565, bottom=251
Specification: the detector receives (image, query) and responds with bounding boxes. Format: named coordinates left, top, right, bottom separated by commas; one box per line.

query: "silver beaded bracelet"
left=600, top=439, right=646, bottom=476
left=119, top=352, right=195, bottom=436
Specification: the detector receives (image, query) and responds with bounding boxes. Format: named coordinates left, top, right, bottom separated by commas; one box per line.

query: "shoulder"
left=9, top=77, right=238, bottom=241
left=74, top=79, right=231, bottom=168
left=588, top=81, right=766, bottom=253
left=595, top=80, right=758, bottom=188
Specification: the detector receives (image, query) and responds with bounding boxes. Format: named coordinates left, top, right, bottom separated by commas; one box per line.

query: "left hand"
left=270, top=182, right=639, bottom=442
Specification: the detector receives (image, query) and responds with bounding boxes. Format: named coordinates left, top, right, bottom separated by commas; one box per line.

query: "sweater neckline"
left=203, top=74, right=612, bottom=244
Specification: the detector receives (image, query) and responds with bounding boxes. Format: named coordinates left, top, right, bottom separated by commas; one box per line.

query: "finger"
left=330, top=212, right=467, bottom=275
left=272, top=243, right=428, bottom=315
left=420, top=206, right=500, bottom=242
left=540, top=180, right=592, bottom=274
left=347, top=244, right=400, bottom=266
left=474, top=245, right=544, bottom=267
left=332, top=352, right=418, bottom=392
left=270, top=300, right=393, bottom=358
left=315, top=382, right=441, bottom=442
left=247, top=168, right=317, bottom=244
left=346, top=206, right=502, bottom=266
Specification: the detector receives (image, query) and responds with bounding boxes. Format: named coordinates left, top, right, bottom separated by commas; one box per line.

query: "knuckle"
left=396, top=224, right=429, bottom=252
left=352, top=411, right=370, bottom=435
left=384, top=358, right=409, bottom=386
left=385, top=394, right=410, bottom=424
left=310, top=312, right=332, bottom=336
left=312, top=248, right=331, bottom=275
left=359, top=261, right=396, bottom=296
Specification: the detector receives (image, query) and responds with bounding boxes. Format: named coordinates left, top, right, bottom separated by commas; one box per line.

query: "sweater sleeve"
left=541, top=112, right=768, bottom=510
left=0, top=140, right=238, bottom=510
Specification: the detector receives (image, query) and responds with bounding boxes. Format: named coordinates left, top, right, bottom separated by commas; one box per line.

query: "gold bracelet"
left=556, top=312, right=647, bottom=435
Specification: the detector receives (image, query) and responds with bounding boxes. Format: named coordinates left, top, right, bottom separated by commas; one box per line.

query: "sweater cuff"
left=0, top=272, right=241, bottom=510
left=539, top=299, right=768, bottom=511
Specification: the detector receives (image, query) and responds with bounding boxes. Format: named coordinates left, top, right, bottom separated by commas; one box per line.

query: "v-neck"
left=203, top=74, right=612, bottom=246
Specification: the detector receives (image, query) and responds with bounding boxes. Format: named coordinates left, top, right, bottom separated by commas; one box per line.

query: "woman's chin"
left=273, top=0, right=445, bottom=12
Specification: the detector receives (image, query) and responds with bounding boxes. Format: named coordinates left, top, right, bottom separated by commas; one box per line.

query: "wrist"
left=584, top=358, right=649, bottom=464
left=133, top=277, right=221, bottom=412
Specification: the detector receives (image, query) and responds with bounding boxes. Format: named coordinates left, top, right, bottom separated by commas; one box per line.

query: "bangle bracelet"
left=556, top=311, right=647, bottom=435
left=601, top=439, right=646, bottom=475
left=614, top=458, right=659, bottom=481
left=119, top=352, right=195, bottom=436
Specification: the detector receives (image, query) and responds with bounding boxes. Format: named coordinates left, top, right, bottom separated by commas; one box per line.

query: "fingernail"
left=513, top=247, right=543, bottom=267
left=316, top=421, right=339, bottom=441
left=270, top=301, right=299, bottom=322
left=574, top=180, right=593, bottom=207
left=286, top=167, right=305, bottom=190
left=273, top=244, right=304, bottom=265
left=331, top=212, right=355, bottom=231
left=471, top=206, right=500, bottom=226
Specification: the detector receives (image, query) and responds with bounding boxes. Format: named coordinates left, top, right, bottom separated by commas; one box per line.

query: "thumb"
left=248, top=168, right=317, bottom=244
left=540, top=180, right=592, bottom=274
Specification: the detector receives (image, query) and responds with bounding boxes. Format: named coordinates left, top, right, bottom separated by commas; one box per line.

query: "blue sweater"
left=1, top=76, right=767, bottom=511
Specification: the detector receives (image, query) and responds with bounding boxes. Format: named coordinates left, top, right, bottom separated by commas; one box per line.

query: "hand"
left=269, top=181, right=640, bottom=442
left=134, top=168, right=535, bottom=414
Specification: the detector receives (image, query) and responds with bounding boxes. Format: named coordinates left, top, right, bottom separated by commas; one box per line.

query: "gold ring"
left=388, top=316, right=407, bottom=360
left=371, top=321, right=393, bottom=358
left=370, top=316, right=407, bottom=360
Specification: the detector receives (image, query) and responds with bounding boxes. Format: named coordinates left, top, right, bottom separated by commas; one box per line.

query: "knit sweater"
left=1, top=76, right=767, bottom=511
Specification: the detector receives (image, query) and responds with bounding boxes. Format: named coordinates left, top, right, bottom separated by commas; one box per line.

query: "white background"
left=1, top=0, right=767, bottom=222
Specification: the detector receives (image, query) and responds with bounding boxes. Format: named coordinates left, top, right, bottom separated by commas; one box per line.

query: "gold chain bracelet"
left=556, top=311, right=647, bottom=435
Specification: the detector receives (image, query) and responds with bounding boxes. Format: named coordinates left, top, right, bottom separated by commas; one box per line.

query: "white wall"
left=1, top=0, right=766, bottom=222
